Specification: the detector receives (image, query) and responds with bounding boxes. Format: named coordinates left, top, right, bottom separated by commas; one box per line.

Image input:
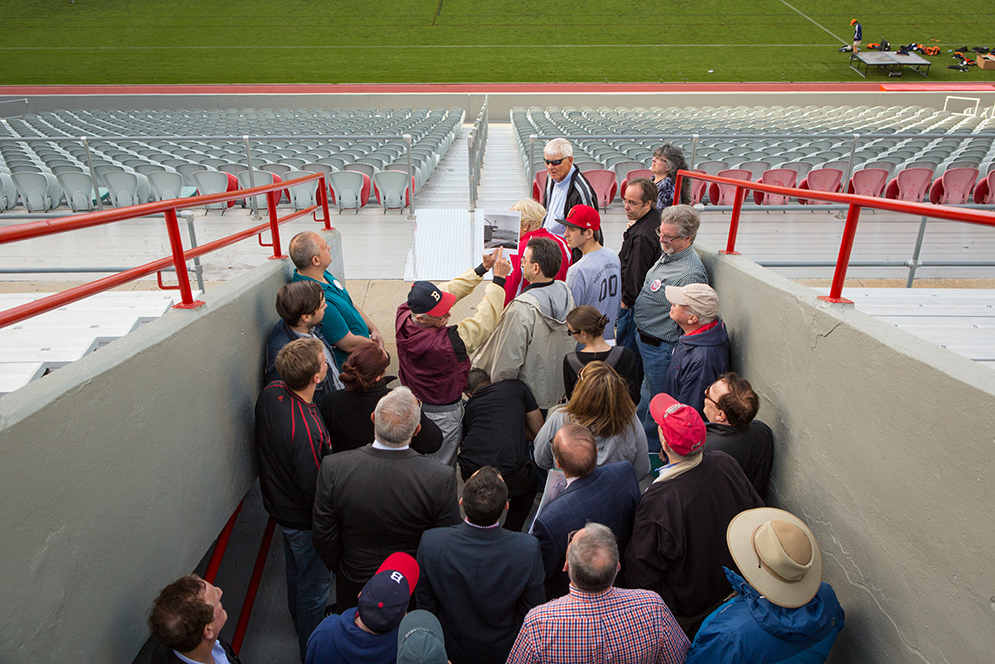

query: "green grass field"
left=1, top=0, right=992, bottom=85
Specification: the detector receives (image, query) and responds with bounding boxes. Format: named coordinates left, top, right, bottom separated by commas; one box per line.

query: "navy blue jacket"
left=662, top=319, right=731, bottom=418
left=263, top=320, right=339, bottom=405
left=687, top=568, right=844, bottom=664
left=416, top=522, right=545, bottom=664
left=531, top=461, right=641, bottom=598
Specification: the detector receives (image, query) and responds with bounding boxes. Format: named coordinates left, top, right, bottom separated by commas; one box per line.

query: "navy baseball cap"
left=357, top=552, right=420, bottom=633
left=408, top=281, right=456, bottom=317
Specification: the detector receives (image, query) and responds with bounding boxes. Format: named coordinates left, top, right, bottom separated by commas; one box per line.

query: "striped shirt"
left=633, top=245, right=709, bottom=343
left=506, top=586, right=690, bottom=664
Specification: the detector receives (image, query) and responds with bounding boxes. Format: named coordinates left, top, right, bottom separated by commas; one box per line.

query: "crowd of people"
left=147, top=139, right=843, bottom=664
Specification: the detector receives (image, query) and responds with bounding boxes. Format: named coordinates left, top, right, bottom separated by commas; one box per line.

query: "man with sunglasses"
left=540, top=138, right=598, bottom=239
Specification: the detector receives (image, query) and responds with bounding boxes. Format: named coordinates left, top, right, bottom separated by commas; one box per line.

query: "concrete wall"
left=697, top=241, right=995, bottom=664
left=0, top=259, right=292, bottom=664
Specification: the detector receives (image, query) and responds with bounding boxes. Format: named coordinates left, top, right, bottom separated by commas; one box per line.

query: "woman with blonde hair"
left=502, top=198, right=572, bottom=306
left=533, top=360, right=650, bottom=479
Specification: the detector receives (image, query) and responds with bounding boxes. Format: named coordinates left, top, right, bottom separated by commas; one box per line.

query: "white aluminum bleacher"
left=0, top=290, right=200, bottom=395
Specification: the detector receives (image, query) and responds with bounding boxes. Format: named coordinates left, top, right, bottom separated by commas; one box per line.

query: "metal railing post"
left=266, top=190, right=287, bottom=259
left=844, top=134, right=859, bottom=188
left=821, top=203, right=862, bottom=304
left=243, top=136, right=259, bottom=219
left=81, top=136, right=104, bottom=212
left=163, top=207, right=204, bottom=309
left=529, top=134, right=537, bottom=191
left=690, top=134, right=699, bottom=170
left=906, top=216, right=929, bottom=287
left=404, top=133, right=415, bottom=218
left=468, top=131, right=476, bottom=212
left=180, top=210, right=205, bottom=294
left=725, top=186, right=745, bottom=255
left=316, top=175, right=332, bottom=230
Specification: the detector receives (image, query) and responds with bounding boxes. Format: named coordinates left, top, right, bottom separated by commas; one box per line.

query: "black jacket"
left=312, top=445, right=460, bottom=584
left=542, top=167, right=598, bottom=220
left=254, top=381, right=331, bottom=530
left=318, top=381, right=442, bottom=455
left=618, top=207, right=662, bottom=307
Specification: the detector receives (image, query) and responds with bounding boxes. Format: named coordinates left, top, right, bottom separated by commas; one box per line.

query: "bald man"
left=530, top=423, right=641, bottom=598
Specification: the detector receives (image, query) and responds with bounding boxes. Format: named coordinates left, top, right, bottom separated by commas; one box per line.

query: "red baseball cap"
left=563, top=204, right=601, bottom=231
left=650, top=393, right=706, bottom=456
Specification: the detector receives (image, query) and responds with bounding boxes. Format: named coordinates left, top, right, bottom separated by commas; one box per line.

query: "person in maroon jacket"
left=254, top=337, right=332, bottom=660
left=395, top=249, right=511, bottom=466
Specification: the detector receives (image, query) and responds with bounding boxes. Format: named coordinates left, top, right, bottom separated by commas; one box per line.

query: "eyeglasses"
left=623, top=198, right=643, bottom=207
left=544, top=158, right=566, bottom=166
left=660, top=233, right=682, bottom=243
left=567, top=328, right=582, bottom=337
left=567, top=529, right=581, bottom=545
left=704, top=388, right=718, bottom=406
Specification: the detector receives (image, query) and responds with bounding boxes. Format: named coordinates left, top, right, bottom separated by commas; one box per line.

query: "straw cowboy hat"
left=727, top=507, right=823, bottom=608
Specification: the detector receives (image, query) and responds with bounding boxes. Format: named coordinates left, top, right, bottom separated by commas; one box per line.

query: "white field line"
left=776, top=0, right=847, bottom=44
left=0, top=43, right=843, bottom=50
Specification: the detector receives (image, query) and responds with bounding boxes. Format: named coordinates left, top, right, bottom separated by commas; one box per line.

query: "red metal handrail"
left=673, top=169, right=995, bottom=303
left=0, top=172, right=333, bottom=328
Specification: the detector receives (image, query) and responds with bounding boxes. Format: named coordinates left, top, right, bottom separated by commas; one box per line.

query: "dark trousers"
left=336, top=573, right=365, bottom=613
left=460, top=461, right=538, bottom=533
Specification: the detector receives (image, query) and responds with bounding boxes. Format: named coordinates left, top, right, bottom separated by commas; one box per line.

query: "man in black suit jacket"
left=416, top=467, right=545, bottom=664
left=312, top=387, right=461, bottom=612
left=530, top=423, right=642, bottom=598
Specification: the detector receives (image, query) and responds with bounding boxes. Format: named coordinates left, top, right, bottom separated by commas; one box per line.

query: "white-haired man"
left=540, top=138, right=598, bottom=238
left=312, top=387, right=460, bottom=613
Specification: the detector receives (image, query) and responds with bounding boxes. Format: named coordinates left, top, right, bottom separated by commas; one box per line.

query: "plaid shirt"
left=506, top=586, right=690, bottom=664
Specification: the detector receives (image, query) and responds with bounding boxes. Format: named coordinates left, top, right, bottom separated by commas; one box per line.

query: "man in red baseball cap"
left=562, top=205, right=622, bottom=345
left=624, top=393, right=763, bottom=641
left=306, top=552, right=421, bottom=664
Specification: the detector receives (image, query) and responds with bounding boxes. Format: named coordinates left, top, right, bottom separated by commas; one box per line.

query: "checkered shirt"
left=506, top=585, right=690, bottom=664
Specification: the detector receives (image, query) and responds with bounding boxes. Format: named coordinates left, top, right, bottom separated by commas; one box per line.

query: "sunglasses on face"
left=545, top=158, right=566, bottom=166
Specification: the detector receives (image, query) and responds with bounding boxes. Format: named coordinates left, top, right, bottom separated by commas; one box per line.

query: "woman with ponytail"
left=563, top=305, right=641, bottom=405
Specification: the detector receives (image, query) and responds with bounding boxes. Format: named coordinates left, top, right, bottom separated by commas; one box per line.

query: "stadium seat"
left=752, top=169, right=797, bottom=205
left=735, top=161, right=771, bottom=181
left=619, top=169, right=653, bottom=199
left=973, top=171, right=995, bottom=204
left=584, top=170, right=618, bottom=208
left=689, top=170, right=707, bottom=205
left=148, top=171, right=185, bottom=201
left=532, top=171, right=548, bottom=202
left=693, top=160, right=729, bottom=176
left=372, top=171, right=411, bottom=213
left=236, top=170, right=282, bottom=209
left=708, top=169, right=752, bottom=206
left=192, top=170, right=237, bottom=210
left=282, top=171, right=320, bottom=211
left=928, top=167, right=979, bottom=205
left=798, top=168, right=843, bottom=205
left=847, top=168, right=889, bottom=198
left=0, top=173, right=17, bottom=210
left=57, top=172, right=95, bottom=211
left=884, top=168, right=934, bottom=203
left=329, top=170, right=370, bottom=213
left=103, top=171, right=140, bottom=208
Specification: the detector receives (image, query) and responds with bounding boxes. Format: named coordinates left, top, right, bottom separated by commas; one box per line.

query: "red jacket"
left=503, top=228, right=571, bottom=307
